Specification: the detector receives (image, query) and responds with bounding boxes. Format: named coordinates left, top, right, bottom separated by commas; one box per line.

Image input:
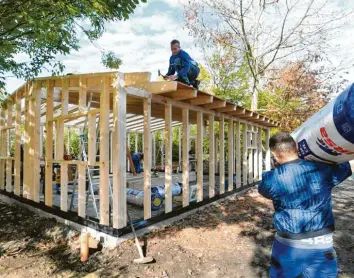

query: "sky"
left=4, top=0, right=354, bottom=93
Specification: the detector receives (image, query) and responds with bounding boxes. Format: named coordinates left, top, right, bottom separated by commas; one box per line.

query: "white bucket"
left=292, top=84, right=354, bottom=163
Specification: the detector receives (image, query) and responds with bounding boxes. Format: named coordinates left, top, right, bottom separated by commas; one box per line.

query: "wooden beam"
left=48, top=109, right=100, bottom=122
left=182, top=108, right=189, bottom=207
left=0, top=107, right=5, bottom=190
left=113, top=80, right=127, bottom=228
left=253, top=128, right=258, bottom=183
left=189, top=95, right=213, bottom=105
left=265, top=128, right=271, bottom=171
left=203, top=100, right=226, bottom=110
left=258, top=127, right=263, bottom=180
left=6, top=102, right=13, bottom=192
left=143, top=98, right=152, bottom=219
left=219, top=117, right=225, bottom=194
left=45, top=80, right=54, bottom=206
left=79, top=76, right=87, bottom=112
left=123, top=72, right=151, bottom=86
left=100, top=77, right=110, bottom=225
left=196, top=111, right=203, bottom=202
left=215, top=104, right=237, bottom=113
left=24, top=83, right=33, bottom=199
left=131, top=81, right=178, bottom=94
left=228, top=108, right=246, bottom=116
left=125, top=86, right=151, bottom=99
left=165, top=104, right=172, bottom=213
left=78, top=164, right=86, bottom=218
left=87, top=113, right=97, bottom=165
left=32, top=84, right=41, bottom=202
left=151, top=94, right=269, bottom=130
left=242, top=123, right=248, bottom=186
left=59, top=79, right=68, bottom=210
left=14, top=92, right=21, bottom=196
left=228, top=120, right=234, bottom=191
left=162, top=89, right=197, bottom=100
left=209, top=115, right=215, bottom=198
left=235, top=121, right=241, bottom=188
left=248, top=125, right=253, bottom=184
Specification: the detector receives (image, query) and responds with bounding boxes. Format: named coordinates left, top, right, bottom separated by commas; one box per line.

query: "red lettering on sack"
left=319, top=127, right=354, bottom=155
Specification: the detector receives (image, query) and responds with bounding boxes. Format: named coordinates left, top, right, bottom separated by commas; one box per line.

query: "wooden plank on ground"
left=100, top=77, right=110, bottom=225
left=45, top=80, right=54, bottom=206
left=143, top=98, right=152, bottom=219
left=196, top=111, right=203, bottom=202
left=14, top=92, right=21, bottom=196
left=235, top=121, right=241, bottom=188
left=165, top=104, right=172, bottom=213
left=209, top=115, right=215, bottom=198
left=182, top=108, right=189, bottom=207
left=228, top=120, right=234, bottom=191
left=219, top=117, right=225, bottom=194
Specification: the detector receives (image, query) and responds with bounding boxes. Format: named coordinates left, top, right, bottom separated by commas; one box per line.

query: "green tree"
left=0, top=0, right=146, bottom=93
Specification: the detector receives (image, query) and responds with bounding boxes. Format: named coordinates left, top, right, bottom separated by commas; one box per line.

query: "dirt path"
left=0, top=178, right=353, bottom=278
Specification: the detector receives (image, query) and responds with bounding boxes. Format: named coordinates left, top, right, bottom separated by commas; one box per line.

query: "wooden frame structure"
left=0, top=71, right=277, bottom=232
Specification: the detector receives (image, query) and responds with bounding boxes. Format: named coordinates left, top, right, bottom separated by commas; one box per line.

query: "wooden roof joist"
left=5, top=71, right=279, bottom=128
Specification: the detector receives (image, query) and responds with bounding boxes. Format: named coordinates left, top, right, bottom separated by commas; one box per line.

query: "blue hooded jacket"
left=166, top=49, right=198, bottom=78
left=258, top=159, right=351, bottom=234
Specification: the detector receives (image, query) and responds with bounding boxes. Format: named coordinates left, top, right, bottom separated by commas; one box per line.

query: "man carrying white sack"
left=258, top=132, right=352, bottom=278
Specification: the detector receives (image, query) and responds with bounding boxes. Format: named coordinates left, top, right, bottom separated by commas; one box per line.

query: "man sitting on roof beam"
left=164, top=39, right=200, bottom=89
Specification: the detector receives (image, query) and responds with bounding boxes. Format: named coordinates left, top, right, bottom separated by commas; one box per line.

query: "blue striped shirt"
left=258, top=159, right=352, bottom=234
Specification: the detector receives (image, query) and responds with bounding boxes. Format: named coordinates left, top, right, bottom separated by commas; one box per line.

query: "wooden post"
left=127, top=132, right=131, bottom=171
left=178, top=126, right=181, bottom=171
left=242, top=123, right=248, bottom=186
left=219, top=117, right=225, bottom=194
left=215, top=136, right=219, bottom=174
left=182, top=108, right=189, bottom=207
left=228, top=120, right=234, bottom=191
left=253, top=129, right=258, bottom=183
left=87, top=113, right=97, bottom=165
left=78, top=164, right=86, bottom=218
left=235, top=121, right=241, bottom=188
left=24, top=83, right=34, bottom=199
left=165, top=104, right=172, bottom=213
left=100, top=77, right=110, bottom=225
left=265, top=128, right=271, bottom=171
left=59, top=80, right=68, bottom=210
left=247, top=125, right=253, bottom=184
left=161, top=130, right=165, bottom=170
left=196, top=111, right=203, bottom=202
left=67, top=127, right=71, bottom=155
left=6, top=103, right=13, bottom=192
left=79, top=77, right=87, bottom=112
left=14, top=92, right=21, bottom=195
left=45, top=80, right=54, bottom=206
left=113, top=80, right=127, bottom=228
left=258, top=127, right=263, bottom=180
left=209, top=115, right=215, bottom=198
left=0, top=107, right=4, bottom=190
left=135, top=132, right=138, bottom=153
left=143, top=98, right=152, bottom=219
left=32, top=83, right=41, bottom=202
left=40, top=126, right=44, bottom=157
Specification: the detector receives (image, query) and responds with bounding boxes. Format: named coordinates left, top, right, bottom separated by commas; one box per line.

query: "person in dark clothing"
left=165, top=39, right=200, bottom=89
left=258, top=132, right=352, bottom=278
left=132, top=152, right=144, bottom=174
